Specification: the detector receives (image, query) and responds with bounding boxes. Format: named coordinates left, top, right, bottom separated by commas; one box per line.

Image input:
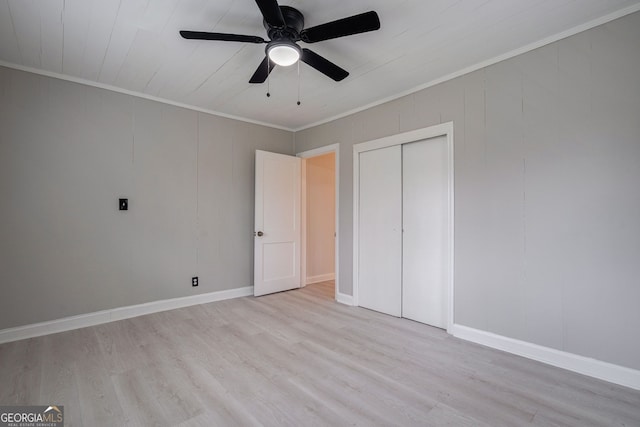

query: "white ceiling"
left=1, top=0, right=639, bottom=130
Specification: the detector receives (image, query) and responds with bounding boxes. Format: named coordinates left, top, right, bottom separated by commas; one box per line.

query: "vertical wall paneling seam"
left=37, top=6, right=42, bottom=67
left=520, top=70, right=527, bottom=329
left=448, top=127, right=455, bottom=331
left=400, top=145, right=404, bottom=316
left=7, top=1, right=23, bottom=64
left=131, top=99, right=135, bottom=163
left=483, top=75, right=487, bottom=166
left=481, top=75, right=488, bottom=330
left=555, top=42, right=566, bottom=354
left=335, top=145, right=340, bottom=300
left=352, top=146, right=360, bottom=307
left=61, top=0, right=66, bottom=73
left=196, top=113, right=200, bottom=276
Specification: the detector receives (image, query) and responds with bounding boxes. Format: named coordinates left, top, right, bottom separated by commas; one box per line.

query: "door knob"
left=256, top=231, right=264, bottom=237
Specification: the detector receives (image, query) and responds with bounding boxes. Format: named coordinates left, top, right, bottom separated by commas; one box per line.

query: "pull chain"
left=266, top=58, right=271, bottom=98
left=296, top=60, right=301, bottom=106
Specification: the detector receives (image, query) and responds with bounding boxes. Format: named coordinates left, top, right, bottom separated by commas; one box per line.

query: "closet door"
left=402, top=136, right=448, bottom=328
left=358, top=146, right=402, bottom=316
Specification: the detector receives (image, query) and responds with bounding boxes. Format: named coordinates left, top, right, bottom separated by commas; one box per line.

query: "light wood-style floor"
left=1, top=281, right=639, bottom=426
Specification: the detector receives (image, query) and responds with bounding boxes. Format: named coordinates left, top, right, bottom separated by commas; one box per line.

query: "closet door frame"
left=352, top=122, right=455, bottom=333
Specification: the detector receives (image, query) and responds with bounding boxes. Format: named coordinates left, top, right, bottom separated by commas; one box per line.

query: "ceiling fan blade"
left=300, top=11, right=380, bottom=43
left=249, top=56, right=276, bottom=83
left=255, top=0, right=285, bottom=27
left=301, top=48, right=348, bottom=81
left=180, top=31, right=265, bottom=44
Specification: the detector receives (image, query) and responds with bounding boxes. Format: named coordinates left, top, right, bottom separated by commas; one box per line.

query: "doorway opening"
left=298, top=144, right=339, bottom=302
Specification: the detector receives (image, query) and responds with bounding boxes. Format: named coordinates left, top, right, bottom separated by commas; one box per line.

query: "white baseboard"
left=306, top=273, right=335, bottom=285
left=336, top=292, right=354, bottom=306
left=0, top=286, right=254, bottom=344
left=451, top=324, right=640, bottom=391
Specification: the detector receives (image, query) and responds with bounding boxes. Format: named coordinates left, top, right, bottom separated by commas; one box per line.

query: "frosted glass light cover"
left=268, top=45, right=300, bottom=66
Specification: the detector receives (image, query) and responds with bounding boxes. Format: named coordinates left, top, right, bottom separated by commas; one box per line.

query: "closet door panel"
left=358, top=146, right=402, bottom=316
left=402, top=136, right=448, bottom=328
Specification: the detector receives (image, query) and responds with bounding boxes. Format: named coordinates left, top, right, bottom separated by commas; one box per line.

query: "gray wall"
left=0, top=66, right=293, bottom=329
left=295, top=12, right=640, bottom=370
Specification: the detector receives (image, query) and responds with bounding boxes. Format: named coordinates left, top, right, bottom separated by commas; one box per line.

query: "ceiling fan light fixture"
left=267, top=40, right=301, bottom=66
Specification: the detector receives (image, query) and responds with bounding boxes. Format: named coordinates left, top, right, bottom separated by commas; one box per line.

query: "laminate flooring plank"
left=294, top=339, right=439, bottom=425
left=94, top=320, right=151, bottom=375
left=194, top=301, right=233, bottom=328
left=163, top=355, right=264, bottom=427
left=422, top=402, right=493, bottom=427
left=176, top=409, right=259, bottom=427
left=289, top=373, right=411, bottom=426
left=121, top=363, right=201, bottom=425
left=0, top=337, right=43, bottom=404
left=169, top=321, right=303, bottom=426
left=285, top=376, right=376, bottom=426
left=198, top=356, right=303, bottom=427
left=257, top=373, right=360, bottom=427
left=229, top=299, right=307, bottom=344
left=73, top=329, right=126, bottom=426
left=111, top=368, right=170, bottom=426
left=38, top=330, right=83, bottom=426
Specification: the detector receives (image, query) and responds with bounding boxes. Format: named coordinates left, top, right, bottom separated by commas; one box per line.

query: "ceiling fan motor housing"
left=264, top=6, right=304, bottom=40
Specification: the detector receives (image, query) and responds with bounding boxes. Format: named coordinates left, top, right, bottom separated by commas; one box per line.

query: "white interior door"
left=402, top=136, right=448, bottom=328
left=254, top=150, right=301, bottom=296
left=358, top=146, right=402, bottom=316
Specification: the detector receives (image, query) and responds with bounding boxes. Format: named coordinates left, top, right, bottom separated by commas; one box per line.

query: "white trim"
left=0, top=286, right=253, bottom=344
left=297, top=144, right=340, bottom=159
left=353, top=123, right=454, bottom=154
left=451, top=324, right=640, bottom=391
left=294, top=3, right=640, bottom=132
left=353, top=123, right=455, bottom=332
left=352, top=149, right=360, bottom=307
left=0, top=61, right=293, bottom=132
left=300, top=158, right=308, bottom=288
left=306, top=273, right=336, bottom=285
left=336, top=292, right=354, bottom=306
left=447, top=125, right=455, bottom=333
left=297, top=143, right=340, bottom=303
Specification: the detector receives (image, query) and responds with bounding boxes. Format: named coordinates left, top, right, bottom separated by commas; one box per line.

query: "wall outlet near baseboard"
left=192, top=277, right=198, bottom=287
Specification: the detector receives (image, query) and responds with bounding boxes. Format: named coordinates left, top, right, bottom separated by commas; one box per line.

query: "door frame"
left=297, top=143, right=340, bottom=302
left=352, top=123, right=455, bottom=333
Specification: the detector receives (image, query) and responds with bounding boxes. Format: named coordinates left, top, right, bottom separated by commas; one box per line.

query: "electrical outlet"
left=192, top=277, right=198, bottom=287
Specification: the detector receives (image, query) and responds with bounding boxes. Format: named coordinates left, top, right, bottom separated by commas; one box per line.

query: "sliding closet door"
left=358, top=146, right=402, bottom=317
left=402, top=136, right=448, bottom=328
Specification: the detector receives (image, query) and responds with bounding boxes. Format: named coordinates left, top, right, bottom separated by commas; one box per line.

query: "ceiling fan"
left=180, top=0, right=380, bottom=83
